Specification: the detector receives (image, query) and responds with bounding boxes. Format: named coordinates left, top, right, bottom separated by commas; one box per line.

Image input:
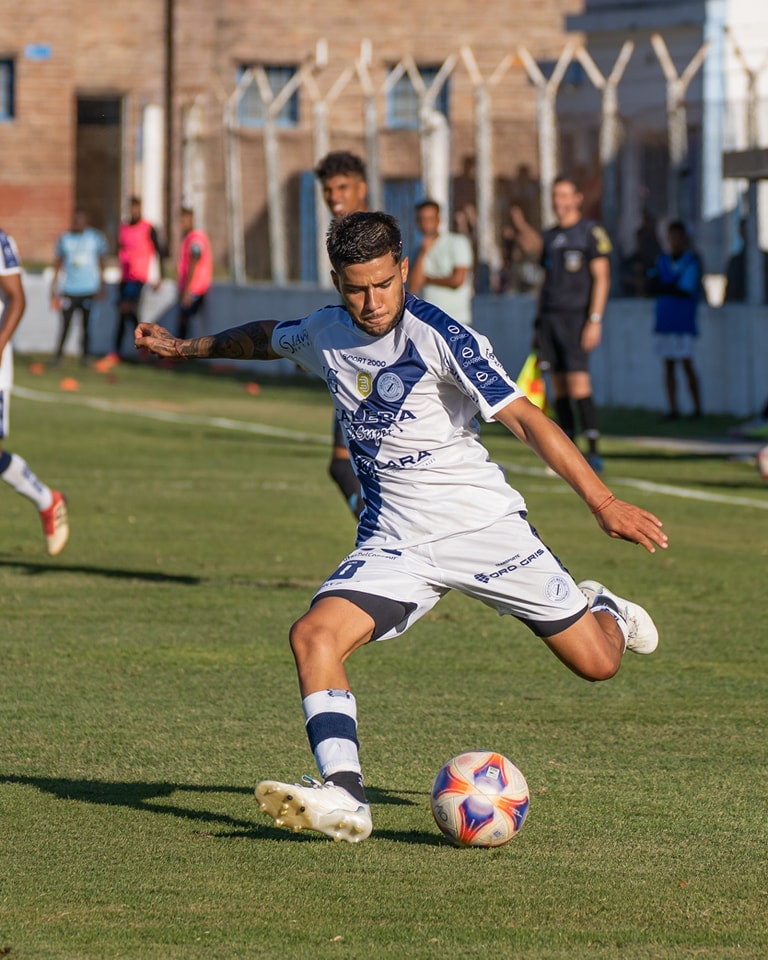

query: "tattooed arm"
left=134, top=320, right=280, bottom=361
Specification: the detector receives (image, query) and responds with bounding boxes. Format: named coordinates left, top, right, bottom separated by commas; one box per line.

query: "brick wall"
left=1, top=0, right=581, bottom=271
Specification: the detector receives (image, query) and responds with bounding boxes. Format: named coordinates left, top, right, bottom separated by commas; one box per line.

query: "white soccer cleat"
left=40, top=491, right=69, bottom=556
left=578, top=579, right=659, bottom=655
left=255, top=776, right=372, bottom=843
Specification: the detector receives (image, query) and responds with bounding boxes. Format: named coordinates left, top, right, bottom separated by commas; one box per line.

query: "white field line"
left=14, top=385, right=329, bottom=445
left=15, top=385, right=768, bottom=511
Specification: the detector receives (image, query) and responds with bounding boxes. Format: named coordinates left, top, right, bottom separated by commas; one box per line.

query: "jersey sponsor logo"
left=377, top=449, right=433, bottom=470
left=326, top=368, right=340, bottom=394
left=277, top=328, right=310, bottom=355
left=376, top=372, right=405, bottom=402
left=473, top=548, right=545, bottom=584
left=357, top=372, right=373, bottom=397
left=338, top=407, right=416, bottom=425
left=545, top=575, right=571, bottom=602
left=342, top=352, right=386, bottom=367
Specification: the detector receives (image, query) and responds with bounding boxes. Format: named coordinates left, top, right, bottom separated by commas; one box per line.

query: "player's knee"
left=289, top=615, right=334, bottom=664
left=583, top=652, right=621, bottom=682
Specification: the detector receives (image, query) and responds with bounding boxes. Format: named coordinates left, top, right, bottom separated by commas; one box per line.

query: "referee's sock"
left=576, top=396, right=600, bottom=455
left=554, top=397, right=575, bottom=439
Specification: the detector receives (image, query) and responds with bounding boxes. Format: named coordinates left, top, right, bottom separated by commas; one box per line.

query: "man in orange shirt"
left=97, top=196, right=164, bottom=369
left=176, top=207, right=212, bottom=340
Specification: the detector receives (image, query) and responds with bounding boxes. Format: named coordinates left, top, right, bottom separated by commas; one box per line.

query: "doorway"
left=75, top=96, right=122, bottom=252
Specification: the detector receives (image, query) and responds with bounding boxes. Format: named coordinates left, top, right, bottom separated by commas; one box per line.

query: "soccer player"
left=1, top=228, right=69, bottom=555
left=314, top=151, right=369, bottom=518
left=511, top=177, right=612, bottom=471
left=135, top=212, right=667, bottom=844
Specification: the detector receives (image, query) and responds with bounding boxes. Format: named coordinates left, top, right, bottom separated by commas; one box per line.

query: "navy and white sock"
left=0, top=450, right=52, bottom=511
left=302, top=689, right=366, bottom=803
left=590, top=595, right=629, bottom=648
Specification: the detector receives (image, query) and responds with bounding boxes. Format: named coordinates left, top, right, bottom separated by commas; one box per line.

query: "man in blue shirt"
left=649, top=221, right=703, bottom=419
left=50, top=210, right=108, bottom=365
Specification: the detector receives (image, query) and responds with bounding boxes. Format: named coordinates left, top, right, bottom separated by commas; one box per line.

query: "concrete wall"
left=14, top=273, right=768, bottom=416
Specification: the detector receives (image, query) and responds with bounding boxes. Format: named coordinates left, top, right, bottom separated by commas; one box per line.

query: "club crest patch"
left=376, top=372, right=405, bottom=402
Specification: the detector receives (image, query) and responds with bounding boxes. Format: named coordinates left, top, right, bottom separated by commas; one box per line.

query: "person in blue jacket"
left=649, top=220, right=703, bottom=419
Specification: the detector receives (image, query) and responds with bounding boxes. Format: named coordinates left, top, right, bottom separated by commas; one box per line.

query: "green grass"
left=1, top=356, right=766, bottom=959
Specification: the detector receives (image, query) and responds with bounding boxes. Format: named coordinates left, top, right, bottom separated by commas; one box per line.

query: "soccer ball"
left=430, top=750, right=529, bottom=847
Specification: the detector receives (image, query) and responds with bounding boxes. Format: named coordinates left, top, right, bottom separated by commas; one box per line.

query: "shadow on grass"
left=0, top=558, right=201, bottom=584
left=1, top=775, right=435, bottom=845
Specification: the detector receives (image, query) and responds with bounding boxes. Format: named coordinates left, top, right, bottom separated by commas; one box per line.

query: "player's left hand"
left=593, top=497, right=668, bottom=555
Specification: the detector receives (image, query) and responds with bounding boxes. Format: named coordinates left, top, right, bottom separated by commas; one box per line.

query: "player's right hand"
left=134, top=322, right=176, bottom=356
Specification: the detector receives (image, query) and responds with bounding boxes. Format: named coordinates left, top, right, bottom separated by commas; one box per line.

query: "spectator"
left=409, top=199, right=474, bottom=326
left=176, top=207, right=212, bottom=341
left=96, top=196, right=164, bottom=370
left=647, top=220, right=703, bottom=419
left=50, top=210, right=108, bottom=365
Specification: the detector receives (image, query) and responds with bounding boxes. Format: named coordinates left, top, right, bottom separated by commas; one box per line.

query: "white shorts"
left=0, top=389, right=9, bottom=439
left=314, top=511, right=588, bottom=640
left=654, top=333, right=695, bottom=361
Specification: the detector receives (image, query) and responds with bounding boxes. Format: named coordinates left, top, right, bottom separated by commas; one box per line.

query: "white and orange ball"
left=430, top=750, right=529, bottom=847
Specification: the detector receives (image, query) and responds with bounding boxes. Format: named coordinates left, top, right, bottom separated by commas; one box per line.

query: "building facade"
left=1, top=0, right=581, bottom=278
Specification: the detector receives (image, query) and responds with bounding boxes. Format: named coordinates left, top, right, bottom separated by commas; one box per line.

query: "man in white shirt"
left=135, top=211, right=668, bottom=844
left=409, top=199, right=474, bottom=325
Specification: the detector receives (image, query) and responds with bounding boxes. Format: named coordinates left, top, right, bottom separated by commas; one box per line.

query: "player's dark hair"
left=553, top=175, right=581, bottom=193
left=314, top=151, right=367, bottom=183
left=327, top=211, right=403, bottom=271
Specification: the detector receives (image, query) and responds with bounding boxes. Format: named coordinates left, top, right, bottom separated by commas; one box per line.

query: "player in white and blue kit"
left=135, top=212, right=668, bottom=843
left=0, top=228, right=69, bottom=555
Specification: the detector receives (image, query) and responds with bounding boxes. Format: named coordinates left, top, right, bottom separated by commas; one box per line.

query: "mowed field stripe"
left=16, top=385, right=768, bottom=511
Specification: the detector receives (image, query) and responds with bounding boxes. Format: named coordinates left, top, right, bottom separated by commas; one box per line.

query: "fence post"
left=460, top=47, right=514, bottom=291
left=181, top=97, right=206, bottom=228
left=304, top=42, right=355, bottom=287
left=518, top=43, right=575, bottom=227
left=357, top=40, right=382, bottom=214
left=726, top=28, right=768, bottom=306
left=223, top=71, right=250, bottom=283
left=651, top=33, right=710, bottom=223
left=576, top=41, right=634, bottom=290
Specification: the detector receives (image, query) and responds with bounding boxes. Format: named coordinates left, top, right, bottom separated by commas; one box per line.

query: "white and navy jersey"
left=271, top=293, right=527, bottom=547
left=0, top=228, right=22, bottom=392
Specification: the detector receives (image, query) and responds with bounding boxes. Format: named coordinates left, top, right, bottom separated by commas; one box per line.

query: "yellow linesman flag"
left=515, top=352, right=552, bottom=417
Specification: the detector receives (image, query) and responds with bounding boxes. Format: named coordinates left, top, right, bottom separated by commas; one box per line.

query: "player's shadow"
left=0, top=558, right=201, bottom=585
left=1, top=775, right=437, bottom=845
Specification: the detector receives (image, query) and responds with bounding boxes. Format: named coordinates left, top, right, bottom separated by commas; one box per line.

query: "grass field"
left=1, top=356, right=766, bottom=959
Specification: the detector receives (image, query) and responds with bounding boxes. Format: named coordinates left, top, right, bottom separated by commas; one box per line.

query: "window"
left=386, top=65, right=449, bottom=130
left=237, top=64, right=299, bottom=128
left=0, top=59, right=15, bottom=121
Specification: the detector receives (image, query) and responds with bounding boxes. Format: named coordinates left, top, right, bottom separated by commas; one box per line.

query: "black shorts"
left=119, top=280, right=145, bottom=305
left=536, top=310, right=589, bottom=374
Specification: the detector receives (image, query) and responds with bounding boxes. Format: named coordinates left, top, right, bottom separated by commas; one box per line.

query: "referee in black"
left=511, top=176, right=612, bottom=471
